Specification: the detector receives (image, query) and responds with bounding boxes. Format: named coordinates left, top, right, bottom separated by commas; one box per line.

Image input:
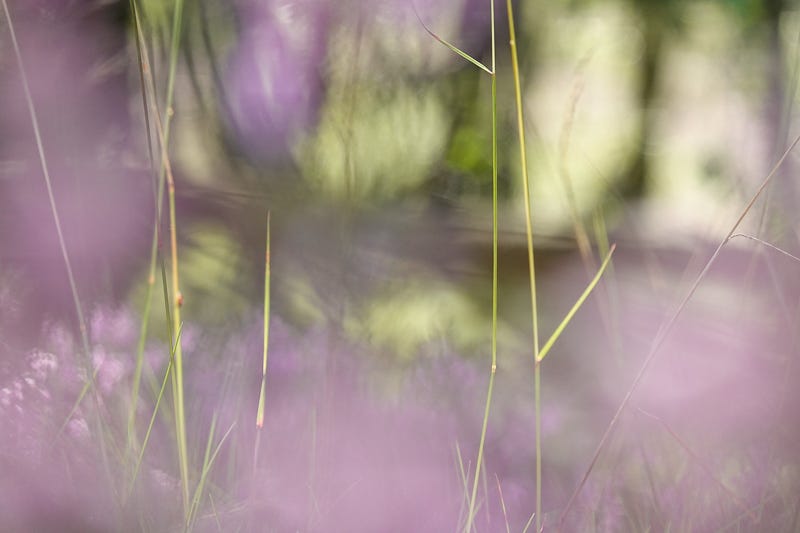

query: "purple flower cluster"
left=0, top=287, right=796, bottom=531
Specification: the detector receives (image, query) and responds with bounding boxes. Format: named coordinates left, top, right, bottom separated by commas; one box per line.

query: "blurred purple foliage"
left=0, top=0, right=152, bottom=340
left=224, top=0, right=330, bottom=162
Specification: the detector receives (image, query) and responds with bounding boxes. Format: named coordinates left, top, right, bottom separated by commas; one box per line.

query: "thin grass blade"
left=187, top=420, right=236, bottom=531
left=495, top=474, right=511, bottom=533
left=537, top=244, right=616, bottom=362
left=256, top=211, right=272, bottom=429
left=412, top=2, right=492, bottom=74
left=128, top=322, right=184, bottom=498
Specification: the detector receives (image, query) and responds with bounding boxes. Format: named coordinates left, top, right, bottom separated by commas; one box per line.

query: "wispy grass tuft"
left=454, top=441, right=472, bottom=531
left=128, top=320, right=184, bottom=500
left=637, top=408, right=758, bottom=522
left=186, top=413, right=236, bottom=531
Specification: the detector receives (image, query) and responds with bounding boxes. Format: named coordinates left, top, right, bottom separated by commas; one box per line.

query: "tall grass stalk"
left=558, top=132, right=800, bottom=528
left=420, top=3, right=616, bottom=528
left=504, top=6, right=620, bottom=528
left=157, top=3, right=191, bottom=513
left=128, top=0, right=191, bottom=514
left=127, top=0, right=161, bottom=452
left=165, top=88, right=190, bottom=517
left=134, top=26, right=191, bottom=512
left=504, top=1, right=542, bottom=528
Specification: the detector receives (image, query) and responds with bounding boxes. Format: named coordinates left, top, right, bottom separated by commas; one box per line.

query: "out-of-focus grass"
left=3, top=1, right=800, bottom=532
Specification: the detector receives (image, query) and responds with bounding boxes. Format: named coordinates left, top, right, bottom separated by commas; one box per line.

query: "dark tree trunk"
left=618, top=6, right=665, bottom=200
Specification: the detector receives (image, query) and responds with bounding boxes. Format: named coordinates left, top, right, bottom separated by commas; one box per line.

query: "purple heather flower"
left=89, top=307, right=135, bottom=348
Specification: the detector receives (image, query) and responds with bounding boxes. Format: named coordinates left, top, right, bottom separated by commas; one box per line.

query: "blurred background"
left=2, top=0, right=800, bottom=530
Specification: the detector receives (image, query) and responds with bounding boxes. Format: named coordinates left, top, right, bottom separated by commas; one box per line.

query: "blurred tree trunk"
left=618, top=3, right=667, bottom=199
left=763, top=0, right=797, bottom=232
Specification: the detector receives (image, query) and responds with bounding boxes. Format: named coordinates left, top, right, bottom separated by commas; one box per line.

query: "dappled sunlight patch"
left=346, top=279, right=491, bottom=359
left=298, top=84, right=448, bottom=202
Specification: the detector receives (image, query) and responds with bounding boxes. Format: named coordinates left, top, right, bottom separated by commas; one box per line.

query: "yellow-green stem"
left=506, top=1, right=542, bottom=529
left=127, top=0, right=188, bottom=509
left=162, top=0, right=189, bottom=515
left=127, top=0, right=159, bottom=453
left=167, top=161, right=189, bottom=515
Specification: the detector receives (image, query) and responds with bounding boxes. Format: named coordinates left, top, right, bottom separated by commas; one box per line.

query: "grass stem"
left=127, top=0, right=189, bottom=513
left=505, top=1, right=542, bottom=528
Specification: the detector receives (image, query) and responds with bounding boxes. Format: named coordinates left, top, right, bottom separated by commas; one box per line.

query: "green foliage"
left=298, top=84, right=448, bottom=201
left=349, top=281, right=490, bottom=359
left=447, top=127, right=494, bottom=178
left=128, top=225, right=252, bottom=333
